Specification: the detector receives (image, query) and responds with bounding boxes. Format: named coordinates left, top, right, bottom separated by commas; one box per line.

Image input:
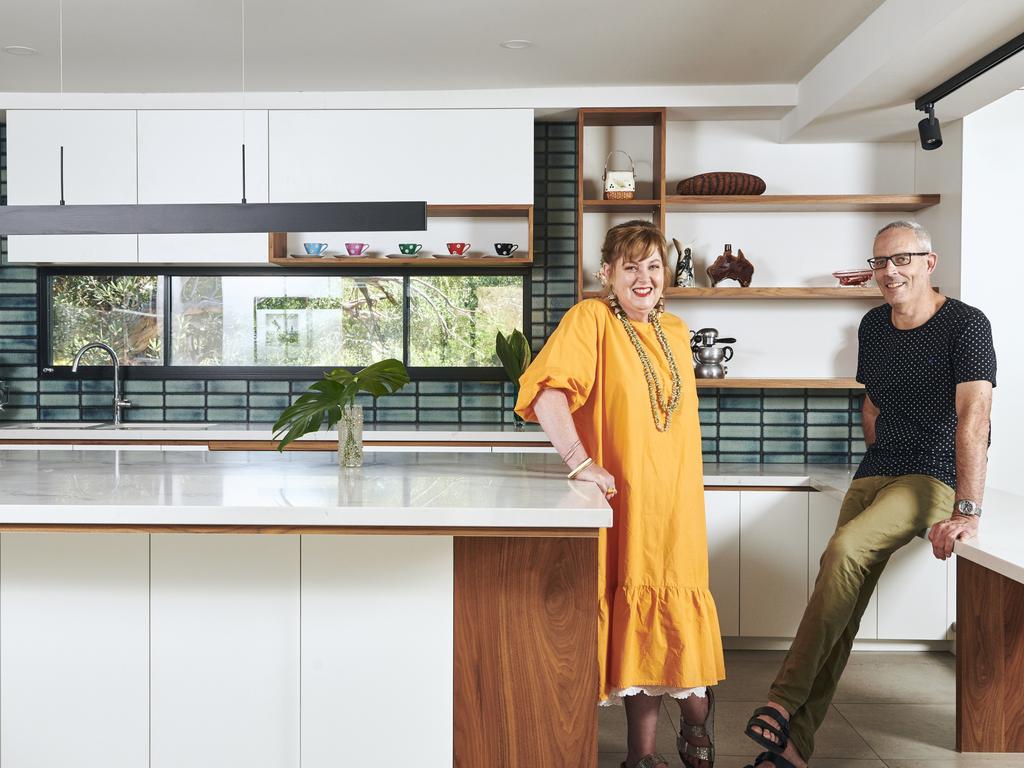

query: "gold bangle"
left=567, top=456, right=593, bottom=480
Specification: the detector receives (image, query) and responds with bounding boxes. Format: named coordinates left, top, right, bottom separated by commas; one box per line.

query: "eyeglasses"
left=866, top=252, right=929, bottom=270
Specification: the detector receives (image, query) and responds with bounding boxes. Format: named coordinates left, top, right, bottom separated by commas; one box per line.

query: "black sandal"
left=744, top=706, right=790, bottom=753
left=744, top=751, right=798, bottom=768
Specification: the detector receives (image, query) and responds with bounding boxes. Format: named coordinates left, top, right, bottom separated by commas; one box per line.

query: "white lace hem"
left=600, top=685, right=707, bottom=707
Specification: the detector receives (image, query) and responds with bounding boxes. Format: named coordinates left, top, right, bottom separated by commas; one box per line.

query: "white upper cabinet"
left=269, top=109, right=533, bottom=206
left=6, top=110, right=139, bottom=263
left=137, top=110, right=269, bottom=263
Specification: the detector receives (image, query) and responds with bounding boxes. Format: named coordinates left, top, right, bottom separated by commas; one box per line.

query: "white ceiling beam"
left=782, top=0, right=1024, bottom=142
left=0, top=84, right=796, bottom=114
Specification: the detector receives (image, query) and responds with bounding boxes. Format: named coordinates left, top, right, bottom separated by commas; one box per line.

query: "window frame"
left=37, top=265, right=531, bottom=382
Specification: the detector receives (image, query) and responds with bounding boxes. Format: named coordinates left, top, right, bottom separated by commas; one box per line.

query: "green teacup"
left=399, top=243, right=423, bottom=255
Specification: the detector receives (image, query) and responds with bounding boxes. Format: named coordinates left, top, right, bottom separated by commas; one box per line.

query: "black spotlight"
left=918, top=103, right=943, bottom=150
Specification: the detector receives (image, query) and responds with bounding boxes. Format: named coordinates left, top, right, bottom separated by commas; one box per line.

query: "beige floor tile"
left=834, top=703, right=955, bottom=759
left=716, top=650, right=788, bottom=701
left=832, top=652, right=954, bottom=704
left=706, top=700, right=875, bottom=759
left=885, top=757, right=1024, bottom=767
left=715, top=758, right=885, bottom=768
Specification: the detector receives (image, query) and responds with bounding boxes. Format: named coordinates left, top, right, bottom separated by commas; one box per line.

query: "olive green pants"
left=767, top=474, right=954, bottom=760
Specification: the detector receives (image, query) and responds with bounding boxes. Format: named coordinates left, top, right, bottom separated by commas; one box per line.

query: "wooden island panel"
left=454, top=536, right=598, bottom=767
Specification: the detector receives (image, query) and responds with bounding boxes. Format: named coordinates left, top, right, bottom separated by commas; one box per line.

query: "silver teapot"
left=690, top=327, right=736, bottom=379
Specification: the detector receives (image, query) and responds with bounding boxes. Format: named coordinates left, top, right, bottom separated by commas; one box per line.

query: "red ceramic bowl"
left=832, top=269, right=874, bottom=286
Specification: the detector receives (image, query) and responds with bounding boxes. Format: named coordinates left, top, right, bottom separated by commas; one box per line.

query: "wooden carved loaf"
left=676, top=172, right=766, bottom=196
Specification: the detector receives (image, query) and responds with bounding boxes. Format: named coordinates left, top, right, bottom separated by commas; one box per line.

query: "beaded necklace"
left=607, top=294, right=682, bottom=432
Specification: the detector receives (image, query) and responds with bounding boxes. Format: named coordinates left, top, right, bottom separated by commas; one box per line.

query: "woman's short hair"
left=601, top=219, right=669, bottom=269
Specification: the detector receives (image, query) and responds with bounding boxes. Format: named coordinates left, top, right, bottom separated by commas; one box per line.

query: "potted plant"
left=273, top=359, right=410, bottom=467
left=495, top=329, right=532, bottom=430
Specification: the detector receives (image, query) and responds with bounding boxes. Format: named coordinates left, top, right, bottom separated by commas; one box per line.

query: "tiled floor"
left=598, top=650, right=1024, bottom=767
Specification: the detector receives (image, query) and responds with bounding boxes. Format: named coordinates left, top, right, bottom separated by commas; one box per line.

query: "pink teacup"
left=446, top=242, right=471, bottom=256
left=345, top=242, right=370, bottom=256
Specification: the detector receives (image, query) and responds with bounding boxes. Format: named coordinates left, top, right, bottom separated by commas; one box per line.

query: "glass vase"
left=337, top=405, right=364, bottom=468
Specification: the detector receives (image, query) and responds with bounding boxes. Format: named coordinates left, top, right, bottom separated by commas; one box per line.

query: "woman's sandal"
left=745, top=706, right=791, bottom=753
left=677, top=687, right=715, bottom=767
left=743, top=750, right=798, bottom=768
left=620, top=754, right=670, bottom=768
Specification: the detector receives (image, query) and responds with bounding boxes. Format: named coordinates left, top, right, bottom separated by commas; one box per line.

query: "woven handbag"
left=603, top=151, right=637, bottom=200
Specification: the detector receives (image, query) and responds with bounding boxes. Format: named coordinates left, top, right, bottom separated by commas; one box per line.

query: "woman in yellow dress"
left=516, top=220, right=725, bottom=768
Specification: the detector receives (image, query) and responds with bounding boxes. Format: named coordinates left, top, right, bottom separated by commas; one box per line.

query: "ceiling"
left=0, top=0, right=883, bottom=93
left=2, top=1, right=1022, bottom=143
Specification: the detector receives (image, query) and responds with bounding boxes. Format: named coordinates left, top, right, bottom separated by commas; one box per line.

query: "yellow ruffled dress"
left=515, top=298, right=725, bottom=702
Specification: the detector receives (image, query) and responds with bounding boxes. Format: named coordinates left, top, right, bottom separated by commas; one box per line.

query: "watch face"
left=957, top=500, right=979, bottom=516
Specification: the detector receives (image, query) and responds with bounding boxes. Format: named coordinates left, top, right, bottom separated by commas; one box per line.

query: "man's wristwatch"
left=955, top=499, right=982, bottom=518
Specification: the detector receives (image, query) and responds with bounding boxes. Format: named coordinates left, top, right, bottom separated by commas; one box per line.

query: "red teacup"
left=446, top=242, right=471, bottom=256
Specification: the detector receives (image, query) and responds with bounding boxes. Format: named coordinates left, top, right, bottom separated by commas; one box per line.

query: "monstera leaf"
left=273, top=359, right=410, bottom=451
left=495, top=329, right=532, bottom=384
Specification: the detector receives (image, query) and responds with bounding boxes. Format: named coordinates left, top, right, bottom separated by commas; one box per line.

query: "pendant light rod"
left=58, top=0, right=65, bottom=205
left=240, top=0, right=246, bottom=204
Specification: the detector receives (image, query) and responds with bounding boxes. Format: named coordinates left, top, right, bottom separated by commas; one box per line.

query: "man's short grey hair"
left=875, top=220, right=932, bottom=252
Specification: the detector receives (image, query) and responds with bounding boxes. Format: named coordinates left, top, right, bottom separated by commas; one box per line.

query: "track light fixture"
left=917, top=103, right=942, bottom=151
left=914, top=30, right=1024, bottom=151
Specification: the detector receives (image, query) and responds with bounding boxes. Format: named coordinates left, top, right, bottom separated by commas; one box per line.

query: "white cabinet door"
left=6, top=110, right=138, bottom=263
left=138, top=110, right=269, bottom=263
left=877, top=534, right=949, bottom=640
left=740, top=491, right=809, bottom=637
left=301, top=535, right=453, bottom=768
left=269, top=109, right=534, bottom=205
left=150, top=535, right=300, bottom=768
left=705, top=490, right=740, bottom=636
left=808, top=492, right=877, bottom=640
left=0, top=533, right=149, bottom=767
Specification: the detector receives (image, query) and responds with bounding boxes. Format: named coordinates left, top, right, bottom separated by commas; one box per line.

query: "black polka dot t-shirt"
left=854, top=298, right=996, bottom=489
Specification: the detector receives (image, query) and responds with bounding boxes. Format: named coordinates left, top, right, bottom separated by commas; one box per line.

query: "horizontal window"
left=40, top=267, right=529, bottom=380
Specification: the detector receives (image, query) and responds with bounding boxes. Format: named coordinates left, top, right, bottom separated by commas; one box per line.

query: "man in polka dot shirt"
left=743, top=221, right=996, bottom=768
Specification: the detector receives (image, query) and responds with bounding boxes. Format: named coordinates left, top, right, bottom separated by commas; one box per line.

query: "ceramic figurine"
left=707, top=243, right=755, bottom=287
left=672, top=238, right=695, bottom=288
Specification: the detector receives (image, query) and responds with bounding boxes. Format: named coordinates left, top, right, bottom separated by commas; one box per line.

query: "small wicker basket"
left=603, top=150, right=636, bottom=200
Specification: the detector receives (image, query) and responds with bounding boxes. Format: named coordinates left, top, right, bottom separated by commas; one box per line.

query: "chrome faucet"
left=71, top=342, right=132, bottom=425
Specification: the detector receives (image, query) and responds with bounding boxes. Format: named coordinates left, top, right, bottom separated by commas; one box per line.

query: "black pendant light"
left=0, top=0, right=427, bottom=237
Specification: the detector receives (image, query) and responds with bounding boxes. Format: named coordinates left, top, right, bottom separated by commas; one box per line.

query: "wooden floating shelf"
left=426, top=204, right=533, bottom=218
left=268, top=204, right=533, bottom=267
left=695, top=378, right=863, bottom=389
left=664, top=194, right=941, bottom=213
left=270, top=256, right=533, bottom=267
left=582, top=286, right=882, bottom=299
left=582, top=199, right=662, bottom=213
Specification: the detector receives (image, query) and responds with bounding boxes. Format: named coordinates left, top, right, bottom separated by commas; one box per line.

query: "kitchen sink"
left=90, top=422, right=220, bottom=430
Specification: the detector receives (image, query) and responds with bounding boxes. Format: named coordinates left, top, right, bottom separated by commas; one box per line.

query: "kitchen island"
left=0, top=449, right=611, bottom=768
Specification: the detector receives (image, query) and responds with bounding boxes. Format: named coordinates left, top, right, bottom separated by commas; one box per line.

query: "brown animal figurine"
left=706, top=244, right=754, bottom=287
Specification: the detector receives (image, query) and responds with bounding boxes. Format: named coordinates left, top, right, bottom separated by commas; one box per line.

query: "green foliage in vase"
left=495, top=329, right=532, bottom=384
left=272, top=359, right=410, bottom=451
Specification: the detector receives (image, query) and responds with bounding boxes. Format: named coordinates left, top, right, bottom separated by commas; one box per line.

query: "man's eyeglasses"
left=867, top=252, right=929, bottom=270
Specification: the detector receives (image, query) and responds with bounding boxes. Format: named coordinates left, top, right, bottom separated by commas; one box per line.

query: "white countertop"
left=949, top=487, right=1024, bottom=585
left=0, top=422, right=549, bottom=442
left=0, top=449, right=610, bottom=529
left=0, top=446, right=1017, bottom=584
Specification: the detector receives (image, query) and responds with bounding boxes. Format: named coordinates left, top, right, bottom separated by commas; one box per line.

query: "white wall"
left=639, top=120, right=921, bottom=377
left=960, top=91, right=1024, bottom=492
left=915, top=118, right=963, bottom=299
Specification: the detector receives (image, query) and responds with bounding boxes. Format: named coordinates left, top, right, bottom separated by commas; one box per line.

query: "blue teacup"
left=303, top=242, right=328, bottom=256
